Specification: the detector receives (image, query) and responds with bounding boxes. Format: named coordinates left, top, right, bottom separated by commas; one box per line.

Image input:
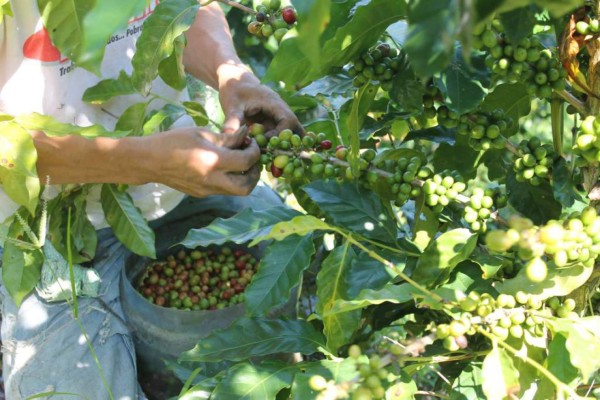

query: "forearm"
left=183, top=2, right=258, bottom=90
left=32, top=132, right=154, bottom=185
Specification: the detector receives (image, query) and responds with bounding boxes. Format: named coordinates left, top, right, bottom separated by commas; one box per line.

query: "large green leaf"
left=552, top=158, right=585, bottom=208
left=412, top=229, right=478, bottom=287
left=506, top=171, right=561, bottom=225
left=250, top=216, right=332, bottom=245
left=293, top=0, right=331, bottom=70
left=100, top=184, right=156, bottom=258
left=495, top=262, right=592, bottom=300
left=389, top=50, right=426, bottom=112
left=182, top=101, right=209, bottom=126
left=546, top=317, right=600, bottom=382
left=48, top=187, right=97, bottom=264
left=158, top=34, right=187, bottom=91
left=437, top=49, right=489, bottom=114
left=266, top=0, right=406, bottom=86
left=304, top=180, right=398, bottom=243
left=15, top=113, right=130, bottom=138
left=211, top=362, right=295, bottom=400
left=404, top=0, right=458, bottom=77
left=37, top=0, right=94, bottom=61
left=433, top=137, right=479, bottom=181
left=316, top=242, right=361, bottom=354
left=340, top=83, right=378, bottom=174
left=115, top=101, right=150, bottom=136
left=499, top=6, right=538, bottom=44
left=78, top=0, right=148, bottom=73
left=180, top=207, right=301, bottom=248
left=481, top=83, right=531, bottom=136
left=327, top=284, right=416, bottom=317
left=346, top=249, right=397, bottom=298
left=481, top=345, right=520, bottom=400
left=131, top=0, right=199, bottom=94
left=179, top=318, right=325, bottom=362
left=546, top=334, right=579, bottom=390
left=450, top=365, right=485, bottom=400
left=82, top=71, right=136, bottom=104
left=2, top=217, right=43, bottom=306
left=245, top=235, right=315, bottom=317
left=0, top=122, right=40, bottom=214
left=291, top=359, right=358, bottom=400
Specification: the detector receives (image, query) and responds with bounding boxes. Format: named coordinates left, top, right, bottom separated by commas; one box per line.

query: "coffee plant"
left=5, top=0, right=600, bottom=399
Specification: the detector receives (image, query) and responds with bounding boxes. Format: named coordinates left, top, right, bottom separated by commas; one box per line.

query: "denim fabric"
left=0, top=184, right=282, bottom=400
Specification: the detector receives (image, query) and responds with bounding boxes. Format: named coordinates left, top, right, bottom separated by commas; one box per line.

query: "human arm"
left=32, top=127, right=260, bottom=197
left=182, top=2, right=303, bottom=136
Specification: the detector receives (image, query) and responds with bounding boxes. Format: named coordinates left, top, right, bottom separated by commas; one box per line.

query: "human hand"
left=148, top=126, right=260, bottom=197
left=218, top=66, right=303, bottom=137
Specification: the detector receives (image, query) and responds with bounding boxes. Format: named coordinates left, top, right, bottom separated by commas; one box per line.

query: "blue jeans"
left=0, top=184, right=281, bottom=399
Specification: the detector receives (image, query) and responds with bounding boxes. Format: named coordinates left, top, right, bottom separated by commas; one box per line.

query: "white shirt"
left=0, top=1, right=191, bottom=228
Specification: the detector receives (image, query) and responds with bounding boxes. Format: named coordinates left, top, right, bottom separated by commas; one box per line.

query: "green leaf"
left=182, top=101, right=210, bottom=126
left=495, top=262, right=592, bottom=300
left=143, top=104, right=186, bottom=135
left=533, top=0, right=581, bottom=17
left=2, top=218, right=44, bottom=306
left=251, top=216, right=332, bottom=245
left=37, top=0, right=94, bottom=61
left=180, top=207, right=301, bottom=248
left=245, top=235, right=315, bottom=316
left=499, top=6, right=538, bottom=44
left=341, top=83, right=378, bottom=175
left=158, top=34, right=187, bottom=91
left=211, top=361, right=295, bottom=400
left=552, top=158, right=585, bottom=208
left=481, top=83, right=531, bottom=136
left=304, top=180, right=398, bottom=243
left=316, top=242, right=361, bottom=353
left=481, top=345, right=520, bottom=400
left=82, top=71, right=136, bottom=104
left=450, top=364, right=485, bottom=400
left=293, top=0, right=331, bottom=70
left=100, top=184, right=156, bottom=258
left=327, top=284, right=416, bottom=317
left=546, top=317, right=600, bottom=382
left=433, top=137, right=479, bottom=181
left=389, top=50, right=425, bottom=112
left=78, top=0, right=148, bottom=73
left=506, top=170, right=561, bottom=225
left=179, top=318, right=326, bottom=362
left=546, top=334, right=579, bottom=388
left=404, top=0, right=458, bottom=77
left=291, top=359, right=358, bottom=400
left=412, top=229, right=478, bottom=287
left=437, top=49, right=488, bottom=114
left=131, top=0, right=199, bottom=94
left=266, top=0, right=406, bottom=86
left=115, top=101, right=150, bottom=136
left=346, top=250, right=397, bottom=298
left=0, top=122, right=40, bottom=214
left=48, top=187, right=97, bottom=264
left=15, top=113, right=130, bottom=138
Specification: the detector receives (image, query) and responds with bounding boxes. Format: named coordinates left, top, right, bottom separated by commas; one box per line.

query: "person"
left=0, top=1, right=302, bottom=398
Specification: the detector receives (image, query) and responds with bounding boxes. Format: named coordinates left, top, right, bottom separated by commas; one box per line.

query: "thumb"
left=222, top=109, right=245, bottom=134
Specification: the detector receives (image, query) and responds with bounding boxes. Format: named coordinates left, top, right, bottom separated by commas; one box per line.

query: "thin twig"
left=213, top=0, right=256, bottom=14
left=557, top=89, right=588, bottom=116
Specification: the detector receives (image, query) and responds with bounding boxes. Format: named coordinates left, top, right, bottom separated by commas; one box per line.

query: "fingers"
left=222, top=109, right=244, bottom=135
left=204, top=164, right=261, bottom=196
left=216, top=138, right=261, bottom=172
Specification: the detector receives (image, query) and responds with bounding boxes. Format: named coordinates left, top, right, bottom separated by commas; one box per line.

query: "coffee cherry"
left=255, top=12, right=266, bottom=22
left=282, top=6, right=297, bottom=24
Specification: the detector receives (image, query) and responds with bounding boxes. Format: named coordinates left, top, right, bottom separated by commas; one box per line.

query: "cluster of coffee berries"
left=436, top=290, right=572, bottom=351
left=576, top=18, right=600, bottom=36
left=376, top=156, right=429, bottom=207
left=476, top=20, right=567, bottom=99
left=422, top=171, right=467, bottom=213
left=136, top=246, right=258, bottom=310
left=247, top=0, right=297, bottom=42
left=486, top=209, right=600, bottom=282
left=573, top=115, right=600, bottom=164
left=463, top=187, right=506, bottom=232
left=513, top=138, right=556, bottom=185
left=348, top=345, right=387, bottom=400
left=456, top=109, right=512, bottom=151
left=348, top=42, right=401, bottom=90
